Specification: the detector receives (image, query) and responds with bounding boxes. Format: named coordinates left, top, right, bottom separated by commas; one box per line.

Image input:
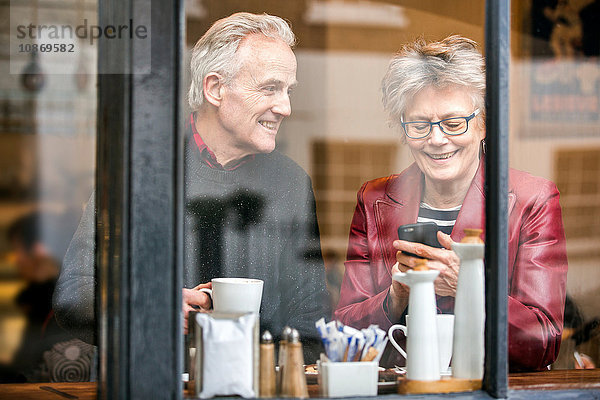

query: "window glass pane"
left=1, top=0, right=97, bottom=383
left=511, top=0, right=599, bottom=383
left=182, top=1, right=499, bottom=390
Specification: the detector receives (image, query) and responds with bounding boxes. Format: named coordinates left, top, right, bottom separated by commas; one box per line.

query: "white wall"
left=279, top=50, right=413, bottom=175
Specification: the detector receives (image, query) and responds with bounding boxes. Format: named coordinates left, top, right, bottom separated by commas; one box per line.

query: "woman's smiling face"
left=403, top=85, right=485, bottom=189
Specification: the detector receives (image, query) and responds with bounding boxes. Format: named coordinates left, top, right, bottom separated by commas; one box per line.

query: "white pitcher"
left=451, top=230, right=485, bottom=380
left=392, top=267, right=440, bottom=381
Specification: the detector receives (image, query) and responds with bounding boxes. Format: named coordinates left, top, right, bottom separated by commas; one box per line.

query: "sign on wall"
left=518, top=0, right=600, bottom=138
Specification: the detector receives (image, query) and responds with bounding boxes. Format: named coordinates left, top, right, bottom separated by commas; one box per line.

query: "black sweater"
left=54, top=136, right=330, bottom=363
left=185, top=142, right=330, bottom=359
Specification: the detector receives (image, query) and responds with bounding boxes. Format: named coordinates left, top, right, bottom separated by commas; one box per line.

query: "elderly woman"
left=334, top=35, right=568, bottom=371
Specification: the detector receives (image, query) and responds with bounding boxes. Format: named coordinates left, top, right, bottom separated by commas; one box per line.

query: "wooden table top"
left=509, top=368, right=600, bottom=390
left=0, top=369, right=598, bottom=398
left=0, top=382, right=96, bottom=399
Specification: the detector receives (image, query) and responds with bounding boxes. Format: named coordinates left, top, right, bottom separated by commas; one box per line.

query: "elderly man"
left=54, top=12, right=330, bottom=362
left=181, top=12, right=330, bottom=357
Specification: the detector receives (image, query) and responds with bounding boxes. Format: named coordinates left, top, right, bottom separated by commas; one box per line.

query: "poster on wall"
left=529, top=61, right=599, bottom=124
left=521, top=0, right=600, bottom=138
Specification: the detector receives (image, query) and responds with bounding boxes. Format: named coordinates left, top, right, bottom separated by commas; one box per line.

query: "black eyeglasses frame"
left=401, top=108, right=481, bottom=139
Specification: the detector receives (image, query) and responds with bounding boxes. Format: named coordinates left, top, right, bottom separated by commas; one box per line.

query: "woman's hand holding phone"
left=387, top=261, right=410, bottom=321
left=393, top=230, right=460, bottom=297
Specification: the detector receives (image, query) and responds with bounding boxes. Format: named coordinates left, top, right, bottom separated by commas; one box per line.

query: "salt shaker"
left=451, top=228, right=485, bottom=380
left=280, top=329, right=308, bottom=398
left=260, top=330, right=276, bottom=397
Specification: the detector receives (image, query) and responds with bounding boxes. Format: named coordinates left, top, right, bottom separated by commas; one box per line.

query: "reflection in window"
left=513, top=0, right=600, bottom=374
left=0, top=0, right=96, bottom=383
left=185, top=1, right=530, bottom=377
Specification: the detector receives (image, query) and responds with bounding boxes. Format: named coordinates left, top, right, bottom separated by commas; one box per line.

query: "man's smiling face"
left=216, top=34, right=298, bottom=158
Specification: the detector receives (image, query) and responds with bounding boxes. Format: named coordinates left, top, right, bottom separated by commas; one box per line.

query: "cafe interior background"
left=0, top=0, right=599, bottom=382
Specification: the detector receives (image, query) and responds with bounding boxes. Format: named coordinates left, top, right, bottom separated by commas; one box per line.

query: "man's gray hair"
left=188, top=12, right=296, bottom=111
left=381, top=35, right=486, bottom=128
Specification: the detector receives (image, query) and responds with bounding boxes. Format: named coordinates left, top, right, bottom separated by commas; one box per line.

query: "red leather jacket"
left=334, top=161, right=568, bottom=371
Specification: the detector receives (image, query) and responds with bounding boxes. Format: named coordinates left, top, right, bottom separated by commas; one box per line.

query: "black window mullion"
left=96, top=0, right=183, bottom=398
left=484, top=0, right=510, bottom=397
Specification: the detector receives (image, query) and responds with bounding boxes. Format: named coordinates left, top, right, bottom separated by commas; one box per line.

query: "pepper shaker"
left=277, top=326, right=291, bottom=394
left=280, top=329, right=308, bottom=398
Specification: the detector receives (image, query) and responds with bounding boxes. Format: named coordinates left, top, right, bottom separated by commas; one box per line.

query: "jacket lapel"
left=452, top=160, right=517, bottom=243
left=452, top=161, right=486, bottom=242
left=374, top=164, right=423, bottom=268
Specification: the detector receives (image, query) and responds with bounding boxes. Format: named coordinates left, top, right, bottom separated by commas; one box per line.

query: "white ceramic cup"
left=388, top=314, right=454, bottom=375
left=199, top=278, right=264, bottom=314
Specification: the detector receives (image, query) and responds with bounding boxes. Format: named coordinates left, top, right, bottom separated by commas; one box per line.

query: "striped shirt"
left=417, top=202, right=461, bottom=235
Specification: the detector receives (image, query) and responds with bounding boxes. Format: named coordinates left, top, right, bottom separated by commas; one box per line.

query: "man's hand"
left=182, top=282, right=212, bottom=334
left=393, top=231, right=460, bottom=297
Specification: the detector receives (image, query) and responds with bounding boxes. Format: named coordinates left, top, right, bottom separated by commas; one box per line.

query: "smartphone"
left=397, top=222, right=442, bottom=258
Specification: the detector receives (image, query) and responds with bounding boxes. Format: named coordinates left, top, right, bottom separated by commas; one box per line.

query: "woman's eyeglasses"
left=401, top=109, right=480, bottom=139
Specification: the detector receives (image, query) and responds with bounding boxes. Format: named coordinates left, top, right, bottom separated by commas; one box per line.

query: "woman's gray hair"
left=381, top=35, right=486, bottom=128
left=188, top=12, right=296, bottom=111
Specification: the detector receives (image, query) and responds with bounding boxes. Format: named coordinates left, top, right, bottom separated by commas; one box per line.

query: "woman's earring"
left=479, top=139, right=487, bottom=158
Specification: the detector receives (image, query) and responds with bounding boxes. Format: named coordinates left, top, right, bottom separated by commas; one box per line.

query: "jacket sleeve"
left=53, top=193, right=96, bottom=344
left=508, top=180, right=568, bottom=371
left=334, top=183, right=397, bottom=330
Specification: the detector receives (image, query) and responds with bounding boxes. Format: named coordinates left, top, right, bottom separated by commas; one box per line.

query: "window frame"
left=94, top=0, right=600, bottom=398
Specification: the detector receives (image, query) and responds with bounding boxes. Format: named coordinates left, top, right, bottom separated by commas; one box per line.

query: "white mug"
left=199, top=278, right=264, bottom=314
left=388, top=314, right=454, bottom=375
